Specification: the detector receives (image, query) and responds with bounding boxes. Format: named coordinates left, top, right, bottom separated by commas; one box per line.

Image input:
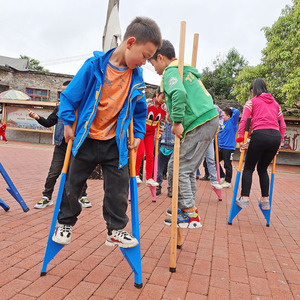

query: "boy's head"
left=223, top=107, right=232, bottom=122
left=123, top=17, right=162, bottom=69
left=149, top=39, right=176, bottom=75
left=154, top=87, right=165, bottom=106
left=62, top=80, right=71, bottom=92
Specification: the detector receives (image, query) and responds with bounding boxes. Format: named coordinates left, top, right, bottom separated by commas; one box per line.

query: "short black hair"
left=151, top=39, right=175, bottom=60
left=123, top=17, right=162, bottom=48
left=62, top=80, right=71, bottom=86
left=223, top=107, right=232, bottom=117
left=251, top=78, right=268, bottom=96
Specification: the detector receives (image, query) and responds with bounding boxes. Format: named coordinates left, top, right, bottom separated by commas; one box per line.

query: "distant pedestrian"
left=0, top=119, right=8, bottom=143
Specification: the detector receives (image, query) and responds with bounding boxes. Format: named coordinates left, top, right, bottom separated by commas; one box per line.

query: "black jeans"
left=241, top=129, right=281, bottom=197
left=43, top=141, right=87, bottom=200
left=58, top=137, right=129, bottom=230
left=219, top=148, right=235, bottom=183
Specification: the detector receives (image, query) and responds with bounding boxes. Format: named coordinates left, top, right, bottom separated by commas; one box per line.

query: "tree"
left=234, top=0, right=300, bottom=106
left=20, top=55, right=49, bottom=72
left=201, top=48, right=248, bottom=100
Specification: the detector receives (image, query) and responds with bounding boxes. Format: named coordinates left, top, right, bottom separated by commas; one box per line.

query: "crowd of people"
left=10, top=16, right=284, bottom=249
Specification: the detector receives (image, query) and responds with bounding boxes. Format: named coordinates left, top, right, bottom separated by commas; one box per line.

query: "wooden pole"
left=170, top=21, right=186, bottom=273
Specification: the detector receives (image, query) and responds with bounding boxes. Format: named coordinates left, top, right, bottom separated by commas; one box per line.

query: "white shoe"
left=52, top=224, right=72, bottom=245
left=79, top=196, right=92, bottom=208
left=136, top=176, right=142, bottom=184
left=222, top=181, right=231, bottom=188
left=146, top=178, right=159, bottom=187
left=105, top=229, right=139, bottom=248
left=34, top=196, right=53, bottom=209
left=211, top=181, right=223, bottom=190
left=220, top=178, right=225, bottom=183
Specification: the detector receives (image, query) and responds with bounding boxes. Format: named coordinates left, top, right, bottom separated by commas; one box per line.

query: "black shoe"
left=167, top=188, right=172, bottom=198
left=163, top=174, right=167, bottom=180
left=200, top=176, right=209, bottom=181
left=156, top=186, right=162, bottom=196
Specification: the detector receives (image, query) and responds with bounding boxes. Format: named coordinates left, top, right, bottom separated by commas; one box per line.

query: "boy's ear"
left=126, top=37, right=136, bottom=49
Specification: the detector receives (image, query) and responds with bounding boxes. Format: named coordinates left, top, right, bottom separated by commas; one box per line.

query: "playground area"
left=0, top=140, right=300, bottom=299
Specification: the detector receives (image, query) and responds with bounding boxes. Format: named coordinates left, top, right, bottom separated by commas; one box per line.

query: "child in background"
left=218, top=107, right=240, bottom=188
left=156, top=114, right=174, bottom=197
left=52, top=17, right=162, bottom=248
left=149, top=39, right=219, bottom=229
left=0, top=120, right=7, bottom=143
left=135, top=88, right=166, bottom=187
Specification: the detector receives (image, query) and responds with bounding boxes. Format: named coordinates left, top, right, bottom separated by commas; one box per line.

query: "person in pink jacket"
left=236, top=78, right=286, bottom=210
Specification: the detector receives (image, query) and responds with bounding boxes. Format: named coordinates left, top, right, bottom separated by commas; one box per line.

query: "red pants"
left=0, top=132, right=7, bottom=142
left=135, top=134, right=154, bottom=180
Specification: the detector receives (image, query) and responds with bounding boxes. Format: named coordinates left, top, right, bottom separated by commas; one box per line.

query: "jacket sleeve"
left=238, top=100, right=252, bottom=139
left=37, top=107, right=58, bottom=128
left=133, top=94, right=147, bottom=140
left=58, top=58, right=93, bottom=125
left=163, top=68, right=187, bottom=122
left=278, top=106, right=286, bottom=144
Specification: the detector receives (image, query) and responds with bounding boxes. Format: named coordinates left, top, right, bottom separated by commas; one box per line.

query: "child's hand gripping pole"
left=228, top=117, right=251, bottom=225
left=169, top=21, right=186, bottom=273
left=41, top=109, right=78, bottom=276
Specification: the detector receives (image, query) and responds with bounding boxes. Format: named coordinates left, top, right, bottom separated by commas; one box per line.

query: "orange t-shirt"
left=88, top=62, right=132, bottom=140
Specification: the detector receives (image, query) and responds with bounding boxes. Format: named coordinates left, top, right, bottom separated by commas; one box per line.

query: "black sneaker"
left=156, top=186, right=162, bottom=196
left=200, top=175, right=209, bottom=181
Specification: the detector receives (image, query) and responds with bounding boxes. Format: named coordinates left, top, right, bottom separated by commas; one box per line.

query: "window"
left=26, top=88, right=50, bottom=101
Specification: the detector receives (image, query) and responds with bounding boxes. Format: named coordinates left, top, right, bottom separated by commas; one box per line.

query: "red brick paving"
left=0, top=140, right=300, bottom=299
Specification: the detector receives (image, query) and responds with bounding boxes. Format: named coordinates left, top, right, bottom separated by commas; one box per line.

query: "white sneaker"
left=136, top=176, right=142, bottom=184
left=34, top=196, right=53, bottom=209
left=222, top=181, right=231, bottom=188
left=52, top=224, right=72, bottom=245
left=211, top=181, right=223, bottom=190
left=220, top=178, right=225, bottom=184
left=105, top=229, right=139, bottom=248
left=79, top=196, right=92, bottom=208
left=146, top=178, right=159, bottom=187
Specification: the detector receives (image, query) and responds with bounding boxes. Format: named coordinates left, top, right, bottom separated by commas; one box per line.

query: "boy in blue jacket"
left=218, top=107, right=240, bottom=188
left=52, top=17, right=162, bottom=248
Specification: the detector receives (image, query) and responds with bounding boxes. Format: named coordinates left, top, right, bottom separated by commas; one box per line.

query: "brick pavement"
left=0, top=141, right=299, bottom=300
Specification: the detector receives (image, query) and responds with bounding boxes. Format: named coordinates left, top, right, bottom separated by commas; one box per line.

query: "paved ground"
left=0, top=140, right=299, bottom=300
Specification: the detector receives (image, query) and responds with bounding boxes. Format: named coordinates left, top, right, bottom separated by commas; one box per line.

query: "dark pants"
left=241, top=129, right=281, bottom=197
left=43, top=141, right=87, bottom=200
left=58, top=137, right=129, bottom=230
left=219, top=148, right=234, bottom=183
left=157, top=150, right=172, bottom=188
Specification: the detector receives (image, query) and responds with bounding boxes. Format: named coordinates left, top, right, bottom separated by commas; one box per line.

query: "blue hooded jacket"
left=58, top=48, right=147, bottom=168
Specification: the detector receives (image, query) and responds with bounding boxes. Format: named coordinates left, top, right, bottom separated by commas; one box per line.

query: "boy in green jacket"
left=149, top=39, right=219, bottom=228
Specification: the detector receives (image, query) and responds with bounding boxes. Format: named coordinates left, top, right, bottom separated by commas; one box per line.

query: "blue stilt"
left=0, top=198, right=10, bottom=211
left=121, top=176, right=142, bottom=288
left=0, top=162, right=29, bottom=212
left=227, top=118, right=251, bottom=225
left=228, top=172, right=242, bottom=224
left=41, top=173, right=66, bottom=275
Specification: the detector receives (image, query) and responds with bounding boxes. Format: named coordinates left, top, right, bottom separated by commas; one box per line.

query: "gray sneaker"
left=258, top=198, right=270, bottom=210
left=235, top=197, right=250, bottom=209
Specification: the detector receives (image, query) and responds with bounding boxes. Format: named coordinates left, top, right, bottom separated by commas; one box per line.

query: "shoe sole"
left=105, top=239, right=139, bottom=248
left=80, top=203, right=92, bottom=208
left=164, top=220, right=202, bottom=228
left=34, top=200, right=54, bottom=209
left=52, top=235, right=71, bottom=245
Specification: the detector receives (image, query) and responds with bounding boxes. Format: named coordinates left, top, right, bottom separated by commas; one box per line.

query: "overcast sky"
left=0, top=0, right=292, bottom=85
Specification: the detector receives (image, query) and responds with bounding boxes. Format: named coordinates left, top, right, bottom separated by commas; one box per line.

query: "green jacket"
left=162, top=60, right=218, bottom=140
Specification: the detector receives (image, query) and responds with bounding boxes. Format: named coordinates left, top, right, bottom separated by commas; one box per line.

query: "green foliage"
left=234, top=0, right=300, bottom=107
left=20, top=55, right=49, bottom=72
left=201, top=48, right=248, bottom=100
